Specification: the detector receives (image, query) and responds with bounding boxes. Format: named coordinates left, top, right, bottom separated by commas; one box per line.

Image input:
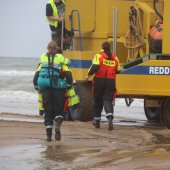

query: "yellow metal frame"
left=117, top=60, right=170, bottom=96
left=63, top=51, right=97, bottom=80
left=65, top=0, right=160, bottom=61
left=163, top=0, right=170, bottom=53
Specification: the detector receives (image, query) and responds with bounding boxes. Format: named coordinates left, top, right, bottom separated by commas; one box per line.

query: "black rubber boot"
left=107, top=116, right=113, bottom=130
left=46, top=128, right=52, bottom=142
left=55, top=118, right=63, bottom=141
left=92, top=119, right=100, bottom=129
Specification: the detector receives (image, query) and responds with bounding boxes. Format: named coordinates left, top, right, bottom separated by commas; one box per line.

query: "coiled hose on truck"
left=124, top=5, right=146, bottom=62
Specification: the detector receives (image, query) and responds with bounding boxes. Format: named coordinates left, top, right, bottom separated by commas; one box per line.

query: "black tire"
left=72, top=82, right=94, bottom=122
left=161, top=97, right=170, bottom=129
left=144, top=98, right=161, bottom=121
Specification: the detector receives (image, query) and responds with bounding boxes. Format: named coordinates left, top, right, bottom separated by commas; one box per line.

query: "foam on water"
left=0, top=90, right=38, bottom=115
left=0, top=69, right=35, bottom=76
left=0, top=90, right=36, bottom=99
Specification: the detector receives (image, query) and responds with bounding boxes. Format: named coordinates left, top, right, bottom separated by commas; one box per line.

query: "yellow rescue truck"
left=62, top=0, right=170, bottom=129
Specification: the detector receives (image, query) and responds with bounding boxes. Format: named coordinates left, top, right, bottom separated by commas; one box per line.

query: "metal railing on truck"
left=122, top=54, right=170, bottom=69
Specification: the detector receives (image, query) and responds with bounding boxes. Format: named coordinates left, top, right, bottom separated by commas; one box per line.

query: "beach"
left=1, top=114, right=170, bottom=170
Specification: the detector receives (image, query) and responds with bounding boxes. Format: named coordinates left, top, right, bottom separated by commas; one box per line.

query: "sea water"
left=0, top=57, right=39, bottom=115
left=0, top=56, right=145, bottom=120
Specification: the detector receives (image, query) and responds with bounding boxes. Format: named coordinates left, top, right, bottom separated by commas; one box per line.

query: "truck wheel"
left=72, top=82, right=94, bottom=122
left=161, top=98, right=170, bottom=129
left=144, top=99, right=161, bottom=121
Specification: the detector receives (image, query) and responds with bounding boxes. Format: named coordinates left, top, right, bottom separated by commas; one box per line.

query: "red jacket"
left=94, top=52, right=120, bottom=79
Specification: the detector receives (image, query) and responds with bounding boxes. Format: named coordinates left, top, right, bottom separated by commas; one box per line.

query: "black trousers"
left=93, top=78, right=116, bottom=119
left=51, top=25, right=71, bottom=50
left=51, top=28, right=62, bottom=47
left=42, top=88, right=66, bottom=127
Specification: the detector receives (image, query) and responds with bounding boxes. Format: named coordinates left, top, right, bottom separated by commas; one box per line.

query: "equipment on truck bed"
left=148, top=20, right=162, bottom=53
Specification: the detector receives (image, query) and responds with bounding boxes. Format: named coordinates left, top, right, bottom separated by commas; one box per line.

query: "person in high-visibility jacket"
left=46, top=0, right=71, bottom=49
left=34, top=48, right=79, bottom=120
left=86, top=42, right=121, bottom=130
left=33, top=41, right=73, bottom=142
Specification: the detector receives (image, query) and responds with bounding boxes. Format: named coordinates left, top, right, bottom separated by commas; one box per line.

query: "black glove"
left=39, top=110, right=44, bottom=116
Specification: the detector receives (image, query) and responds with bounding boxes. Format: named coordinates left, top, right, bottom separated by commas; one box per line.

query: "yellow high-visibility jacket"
left=47, top=0, right=66, bottom=28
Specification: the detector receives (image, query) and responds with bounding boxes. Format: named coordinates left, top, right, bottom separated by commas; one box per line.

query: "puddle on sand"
left=0, top=144, right=45, bottom=170
left=42, top=144, right=77, bottom=162
left=0, top=143, right=100, bottom=170
left=41, top=143, right=100, bottom=162
left=0, top=144, right=76, bottom=170
left=101, top=118, right=163, bottom=128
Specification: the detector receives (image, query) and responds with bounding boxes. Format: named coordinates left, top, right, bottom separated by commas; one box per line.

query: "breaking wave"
left=0, top=69, right=35, bottom=76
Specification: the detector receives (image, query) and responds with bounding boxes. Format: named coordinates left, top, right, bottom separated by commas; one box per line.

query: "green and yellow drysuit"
left=33, top=52, right=79, bottom=119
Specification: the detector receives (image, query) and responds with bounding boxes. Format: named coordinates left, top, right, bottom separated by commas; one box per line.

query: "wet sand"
left=0, top=114, right=170, bottom=170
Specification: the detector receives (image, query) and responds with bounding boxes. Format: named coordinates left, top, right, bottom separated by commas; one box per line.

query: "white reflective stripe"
left=106, top=113, right=113, bottom=117
left=94, top=117, right=101, bottom=120
left=45, top=125, right=52, bottom=129
left=55, top=115, right=63, bottom=120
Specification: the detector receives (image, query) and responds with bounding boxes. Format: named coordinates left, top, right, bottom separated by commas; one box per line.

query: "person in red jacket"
left=86, top=42, right=121, bottom=130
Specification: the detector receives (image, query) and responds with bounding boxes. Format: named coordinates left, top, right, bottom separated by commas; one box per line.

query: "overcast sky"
left=0, top=0, right=51, bottom=58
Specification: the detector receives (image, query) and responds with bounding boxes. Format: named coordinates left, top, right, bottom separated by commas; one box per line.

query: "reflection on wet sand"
left=0, top=144, right=44, bottom=170
left=43, top=144, right=76, bottom=162
left=0, top=118, right=170, bottom=169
